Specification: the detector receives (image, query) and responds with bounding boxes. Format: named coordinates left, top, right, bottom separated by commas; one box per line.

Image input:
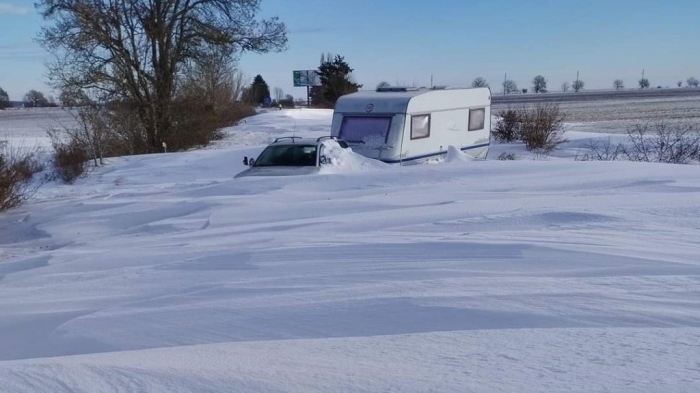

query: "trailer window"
left=411, top=114, right=430, bottom=139
left=468, top=108, right=485, bottom=131
left=339, top=116, right=392, bottom=144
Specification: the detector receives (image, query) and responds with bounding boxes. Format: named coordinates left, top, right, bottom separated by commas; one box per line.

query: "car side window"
left=299, top=146, right=316, bottom=166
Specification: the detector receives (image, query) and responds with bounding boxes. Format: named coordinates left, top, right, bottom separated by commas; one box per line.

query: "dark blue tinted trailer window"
left=339, top=117, right=392, bottom=144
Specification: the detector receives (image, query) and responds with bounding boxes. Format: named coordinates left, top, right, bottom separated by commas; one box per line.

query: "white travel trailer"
left=330, top=87, right=491, bottom=164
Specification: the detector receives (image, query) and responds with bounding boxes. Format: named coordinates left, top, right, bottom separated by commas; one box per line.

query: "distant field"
left=0, top=108, right=77, bottom=148
left=493, top=88, right=700, bottom=133
left=2, top=88, right=699, bottom=146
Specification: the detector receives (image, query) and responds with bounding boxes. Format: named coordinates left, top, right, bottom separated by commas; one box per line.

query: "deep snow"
left=1, top=109, right=699, bottom=392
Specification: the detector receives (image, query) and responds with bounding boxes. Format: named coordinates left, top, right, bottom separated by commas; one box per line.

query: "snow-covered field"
left=493, top=91, right=700, bottom=133
left=0, top=108, right=76, bottom=149
left=1, top=109, right=700, bottom=392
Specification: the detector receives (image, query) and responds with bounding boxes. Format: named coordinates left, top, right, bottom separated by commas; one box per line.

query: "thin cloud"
left=0, top=3, right=31, bottom=15
left=291, top=27, right=339, bottom=35
left=0, top=42, right=46, bottom=60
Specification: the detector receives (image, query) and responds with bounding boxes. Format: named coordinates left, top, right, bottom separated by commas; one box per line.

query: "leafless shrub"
left=216, top=104, right=256, bottom=132
left=492, top=108, right=522, bottom=142
left=518, top=103, right=567, bottom=153
left=51, top=138, right=88, bottom=184
left=50, top=96, right=151, bottom=160
left=576, top=137, right=626, bottom=161
left=0, top=141, right=44, bottom=211
left=624, top=122, right=699, bottom=164
left=174, top=51, right=256, bottom=149
left=52, top=104, right=111, bottom=166
left=492, top=104, right=567, bottom=153
left=497, top=152, right=517, bottom=160
left=104, top=101, right=149, bottom=155
left=579, top=122, right=700, bottom=164
left=165, top=95, right=255, bottom=150
left=530, top=152, right=550, bottom=161
left=51, top=88, right=252, bottom=160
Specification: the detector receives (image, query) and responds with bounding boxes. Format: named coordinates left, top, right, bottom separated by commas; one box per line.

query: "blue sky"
left=1, top=0, right=698, bottom=101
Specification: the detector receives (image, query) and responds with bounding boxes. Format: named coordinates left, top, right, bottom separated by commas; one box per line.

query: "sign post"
left=293, top=70, right=318, bottom=107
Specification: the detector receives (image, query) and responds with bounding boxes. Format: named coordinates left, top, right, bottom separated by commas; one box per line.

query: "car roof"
left=269, top=137, right=317, bottom=145
left=269, top=136, right=346, bottom=146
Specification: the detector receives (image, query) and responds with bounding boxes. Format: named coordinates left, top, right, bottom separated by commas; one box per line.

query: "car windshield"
left=254, top=144, right=318, bottom=167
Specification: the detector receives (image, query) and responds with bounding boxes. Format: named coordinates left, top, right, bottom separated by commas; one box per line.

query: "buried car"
left=234, top=136, right=350, bottom=178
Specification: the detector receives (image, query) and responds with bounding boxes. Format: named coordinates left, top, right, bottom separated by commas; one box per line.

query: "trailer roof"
left=345, top=88, right=434, bottom=99
left=334, top=87, right=490, bottom=114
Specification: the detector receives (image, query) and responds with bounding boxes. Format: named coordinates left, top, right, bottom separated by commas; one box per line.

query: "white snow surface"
left=0, top=108, right=76, bottom=149
left=1, top=109, right=700, bottom=392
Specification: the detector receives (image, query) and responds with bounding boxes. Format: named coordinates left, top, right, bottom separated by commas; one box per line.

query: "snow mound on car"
left=318, top=140, right=390, bottom=174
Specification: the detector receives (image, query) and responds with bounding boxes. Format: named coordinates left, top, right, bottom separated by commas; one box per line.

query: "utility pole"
left=503, top=72, right=507, bottom=95
left=305, top=70, right=312, bottom=107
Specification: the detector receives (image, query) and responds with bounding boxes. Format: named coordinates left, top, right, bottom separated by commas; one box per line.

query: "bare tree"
left=50, top=102, right=109, bottom=167
left=677, top=81, right=683, bottom=88
left=532, top=75, right=547, bottom=93
left=472, top=77, right=488, bottom=88
left=181, top=48, right=246, bottom=109
left=572, top=80, right=584, bottom=92
left=613, top=79, right=624, bottom=90
left=639, top=78, right=650, bottom=89
left=23, top=90, right=49, bottom=107
left=273, top=87, right=284, bottom=102
left=688, top=77, right=699, bottom=88
left=36, top=0, right=287, bottom=153
left=231, top=70, right=247, bottom=102
left=59, top=88, right=89, bottom=108
left=0, top=87, right=9, bottom=109
left=502, top=79, right=518, bottom=94
left=561, top=82, right=570, bottom=92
